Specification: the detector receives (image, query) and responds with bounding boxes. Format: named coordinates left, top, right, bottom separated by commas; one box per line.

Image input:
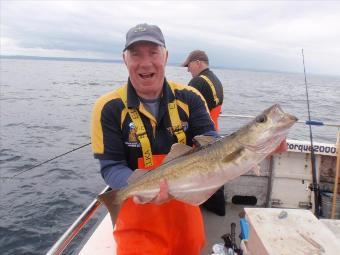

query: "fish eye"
left=255, top=114, right=267, bottom=123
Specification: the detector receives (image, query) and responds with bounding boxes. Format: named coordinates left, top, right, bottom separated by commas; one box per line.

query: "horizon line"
left=1, top=54, right=336, bottom=78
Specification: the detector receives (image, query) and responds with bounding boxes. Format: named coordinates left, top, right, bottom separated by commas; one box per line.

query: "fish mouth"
left=283, top=112, right=298, bottom=124
left=275, top=113, right=298, bottom=132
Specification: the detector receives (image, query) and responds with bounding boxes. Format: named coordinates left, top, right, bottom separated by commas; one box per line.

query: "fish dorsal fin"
left=163, top=143, right=193, bottom=164
left=222, top=147, right=245, bottom=163
left=127, top=169, right=148, bottom=184
left=193, top=135, right=216, bottom=147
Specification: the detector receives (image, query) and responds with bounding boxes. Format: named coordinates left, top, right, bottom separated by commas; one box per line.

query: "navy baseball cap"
left=124, top=23, right=166, bottom=51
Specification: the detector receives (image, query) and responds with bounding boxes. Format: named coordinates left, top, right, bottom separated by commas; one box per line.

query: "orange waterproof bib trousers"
left=113, top=155, right=205, bottom=255
left=210, top=105, right=222, bottom=131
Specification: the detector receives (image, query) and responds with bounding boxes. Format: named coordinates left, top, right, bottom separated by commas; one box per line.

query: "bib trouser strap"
left=118, top=84, right=187, bottom=167
left=199, top=74, right=220, bottom=105
left=118, top=85, right=154, bottom=167
left=168, top=82, right=187, bottom=145
left=168, top=101, right=186, bottom=144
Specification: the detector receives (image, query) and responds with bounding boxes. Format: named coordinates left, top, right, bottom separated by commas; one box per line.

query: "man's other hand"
left=133, top=178, right=173, bottom=205
left=272, top=139, right=288, bottom=154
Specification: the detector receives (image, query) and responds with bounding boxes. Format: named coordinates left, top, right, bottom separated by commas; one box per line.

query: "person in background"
left=182, top=50, right=224, bottom=130
left=182, top=50, right=226, bottom=216
left=91, top=23, right=217, bottom=254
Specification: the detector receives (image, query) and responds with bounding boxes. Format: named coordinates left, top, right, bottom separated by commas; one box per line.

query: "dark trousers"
left=201, top=186, right=225, bottom=216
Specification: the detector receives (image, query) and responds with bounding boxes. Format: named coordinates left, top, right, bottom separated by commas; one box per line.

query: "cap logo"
left=134, top=25, right=146, bottom=33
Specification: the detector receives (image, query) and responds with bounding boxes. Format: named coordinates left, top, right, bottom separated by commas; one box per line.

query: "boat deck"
left=78, top=202, right=249, bottom=255
left=201, top=203, right=248, bottom=254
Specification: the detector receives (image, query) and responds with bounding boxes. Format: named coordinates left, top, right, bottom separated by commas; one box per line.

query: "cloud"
left=1, top=1, right=340, bottom=75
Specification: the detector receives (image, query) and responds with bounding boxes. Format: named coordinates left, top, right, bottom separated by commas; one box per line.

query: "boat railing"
left=46, top=186, right=110, bottom=255
left=220, top=114, right=340, bottom=128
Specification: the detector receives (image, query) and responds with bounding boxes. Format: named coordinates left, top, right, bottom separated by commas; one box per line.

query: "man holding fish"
left=91, top=23, right=294, bottom=255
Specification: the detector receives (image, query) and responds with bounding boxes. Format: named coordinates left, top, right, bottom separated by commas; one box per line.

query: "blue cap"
left=124, top=23, right=166, bottom=51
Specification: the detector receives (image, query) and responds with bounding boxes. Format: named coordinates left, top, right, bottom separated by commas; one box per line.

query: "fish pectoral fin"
left=97, top=189, right=121, bottom=226
left=193, top=135, right=216, bottom=147
left=222, top=147, right=245, bottom=163
left=172, top=186, right=223, bottom=206
left=163, top=143, right=193, bottom=164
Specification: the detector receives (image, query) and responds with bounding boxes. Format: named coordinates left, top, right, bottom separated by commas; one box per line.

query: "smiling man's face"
left=123, top=42, right=168, bottom=100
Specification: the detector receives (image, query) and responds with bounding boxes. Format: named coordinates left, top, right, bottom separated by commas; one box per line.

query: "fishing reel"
left=220, top=223, right=243, bottom=255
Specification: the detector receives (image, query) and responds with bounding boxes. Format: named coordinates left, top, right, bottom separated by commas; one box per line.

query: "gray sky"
left=1, top=1, right=340, bottom=76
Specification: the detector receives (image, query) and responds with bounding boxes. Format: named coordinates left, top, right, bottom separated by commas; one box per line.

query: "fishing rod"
left=2, top=142, right=91, bottom=180
left=302, top=48, right=320, bottom=218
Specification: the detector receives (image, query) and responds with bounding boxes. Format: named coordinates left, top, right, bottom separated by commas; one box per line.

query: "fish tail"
left=97, top=189, right=121, bottom=226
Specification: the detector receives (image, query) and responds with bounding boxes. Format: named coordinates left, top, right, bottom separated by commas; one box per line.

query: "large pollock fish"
left=98, top=104, right=297, bottom=221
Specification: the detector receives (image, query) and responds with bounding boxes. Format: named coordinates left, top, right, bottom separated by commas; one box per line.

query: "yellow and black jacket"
left=188, top=68, right=224, bottom=111
left=91, top=78, right=215, bottom=171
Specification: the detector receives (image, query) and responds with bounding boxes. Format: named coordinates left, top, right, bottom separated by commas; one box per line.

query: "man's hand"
left=272, top=139, right=288, bottom=154
left=133, top=178, right=173, bottom=205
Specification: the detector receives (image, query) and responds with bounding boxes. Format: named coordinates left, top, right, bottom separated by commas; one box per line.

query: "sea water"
left=0, top=59, right=339, bottom=254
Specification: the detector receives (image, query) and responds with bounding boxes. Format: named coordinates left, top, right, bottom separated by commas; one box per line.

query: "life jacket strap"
left=199, top=74, right=220, bottom=105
